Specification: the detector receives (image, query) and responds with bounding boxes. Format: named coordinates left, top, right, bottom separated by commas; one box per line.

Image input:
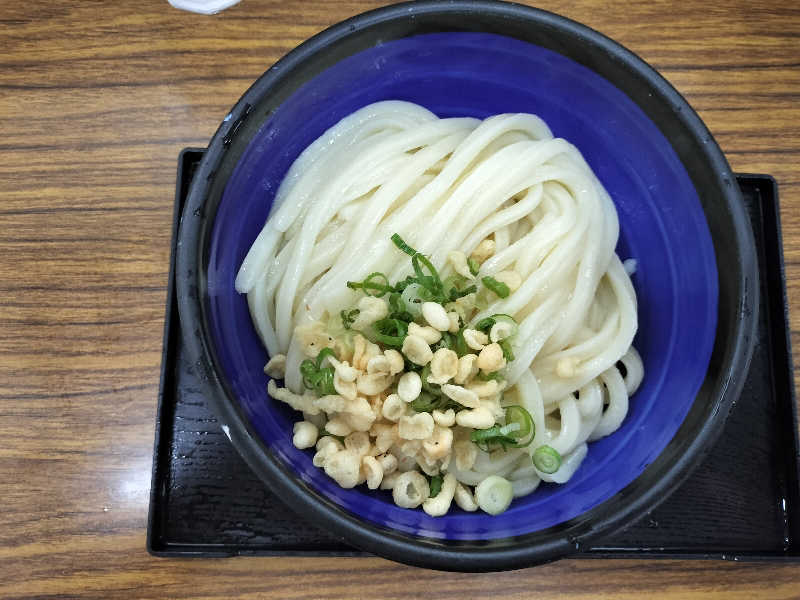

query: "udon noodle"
left=236, top=101, right=642, bottom=515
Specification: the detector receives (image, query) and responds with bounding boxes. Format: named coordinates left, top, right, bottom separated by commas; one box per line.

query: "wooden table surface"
left=2, top=0, right=799, bottom=597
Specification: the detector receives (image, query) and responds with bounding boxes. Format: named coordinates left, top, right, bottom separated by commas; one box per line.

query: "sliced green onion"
left=475, top=475, right=513, bottom=515
left=390, top=233, right=447, bottom=303
left=346, top=271, right=393, bottom=297
left=411, top=392, right=439, bottom=413
left=387, top=292, right=414, bottom=322
left=533, top=445, right=562, bottom=474
left=340, top=308, right=359, bottom=329
left=299, top=351, right=338, bottom=397
left=499, top=339, right=515, bottom=362
left=454, top=328, right=469, bottom=357
left=412, top=254, right=444, bottom=299
left=299, top=359, right=318, bottom=389
left=400, top=283, right=425, bottom=318
left=371, top=318, right=408, bottom=347
left=416, top=281, right=438, bottom=302
left=482, top=276, right=510, bottom=298
left=364, top=272, right=392, bottom=296
left=391, top=233, right=417, bottom=257
left=300, top=359, right=336, bottom=396
left=449, top=284, right=477, bottom=302
left=428, top=474, right=443, bottom=498
left=499, top=422, right=521, bottom=437
left=470, top=425, right=513, bottom=451
left=388, top=292, right=404, bottom=314
left=322, top=429, right=345, bottom=443
left=420, top=363, right=441, bottom=395
left=467, top=256, right=480, bottom=276
left=469, top=405, right=533, bottom=450
left=504, top=405, right=533, bottom=441
left=432, top=331, right=454, bottom=352
left=492, top=314, right=518, bottom=330
left=471, top=425, right=503, bottom=443
left=443, top=274, right=468, bottom=291
left=475, top=316, right=496, bottom=333
left=315, top=347, right=337, bottom=369
left=475, top=314, right=518, bottom=337
left=314, top=367, right=336, bottom=396
left=443, top=274, right=476, bottom=302
left=392, top=310, right=415, bottom=323
left=477, top=370, right=504, bottom=382
left=404, top=359, right=423, bottom=373
left=393, top=275, right=417, bottom=292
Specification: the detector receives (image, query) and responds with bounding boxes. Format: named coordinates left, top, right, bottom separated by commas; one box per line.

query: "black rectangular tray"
left=147, top=149, right=800, bottom=561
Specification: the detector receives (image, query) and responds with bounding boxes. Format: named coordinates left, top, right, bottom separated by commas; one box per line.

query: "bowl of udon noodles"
left=176, top=0, right=758, bottom=570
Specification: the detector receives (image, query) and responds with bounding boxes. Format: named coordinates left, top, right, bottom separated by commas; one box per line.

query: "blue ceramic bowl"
left=177, top=1, right=757, bottom=571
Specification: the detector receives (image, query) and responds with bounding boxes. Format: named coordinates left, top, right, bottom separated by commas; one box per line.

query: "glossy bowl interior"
left=177, top=1, right=757, bottom=571
left=207, top=31, right=717, bottom=539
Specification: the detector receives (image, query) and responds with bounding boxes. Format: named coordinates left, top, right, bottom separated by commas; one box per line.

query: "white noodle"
left=236, top=101, right=642, bottom=500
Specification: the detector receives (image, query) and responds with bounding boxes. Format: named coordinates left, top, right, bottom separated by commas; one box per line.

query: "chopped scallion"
left=499, top=339, right=515, bottom=362
left=470, top=425, right=510, bottom=451
left=299, top=358, right=318, bottom=389
left=412, top=254, right=444, bottom=299
left=411, top=392, right=439, bottom=413
left=393, top=275, right=417, bottom=292
left=390, top=233, right=448, bottom=304
left=475, top=314, right=518, bottom=340
left=371, top=317, right=408, bottom=347
left=313, top=367, right=336, bottom=396
left=504, top=405, right=533, bottom=441
left=499, top=422, right=522, bottom=437
left=299, top=348, right=339, bottom=397
left=454, top=328, right=469, bottom=357
left=474, top=475, right=513, bottom=515
left=391, top=233, right=417, bottom=257
left=482, top=276, right=510, bottom=298
left=470, top=405, right=534, bottom=450
left=443, top=274, right=468, bottom=291
left=432, top=331, right=455, bottom=353
left=340, top=308, right=359, bottom=329
left=388, top=292, right=404, bottom=314
left=420, top=363, right=441, bottom=394
left=449, top=284, right=477, bottom=302
left=475, top=316, right=496, bottom=333
left=533, top=445, right=562, bottom=474
left=315, top=347, right=337, bottom=368
left=477, top=370, right=504, bottom=382
left=346, top=271, right=393, bottom=297
left=387, top=292, right=414, bottom=322
left=428, top=474, right=443, bottom=498
left=322, top=429, right=345, bottom=443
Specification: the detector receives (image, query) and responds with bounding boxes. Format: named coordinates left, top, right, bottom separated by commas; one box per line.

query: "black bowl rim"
left=175, top=0, right=759, bottom=571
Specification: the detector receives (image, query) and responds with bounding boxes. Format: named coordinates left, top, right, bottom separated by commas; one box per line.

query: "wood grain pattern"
left=1, top=0, right=798, bottom=597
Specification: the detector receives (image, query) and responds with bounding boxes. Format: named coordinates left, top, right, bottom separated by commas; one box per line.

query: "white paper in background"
left=168, top=0, right=241, bottom=14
